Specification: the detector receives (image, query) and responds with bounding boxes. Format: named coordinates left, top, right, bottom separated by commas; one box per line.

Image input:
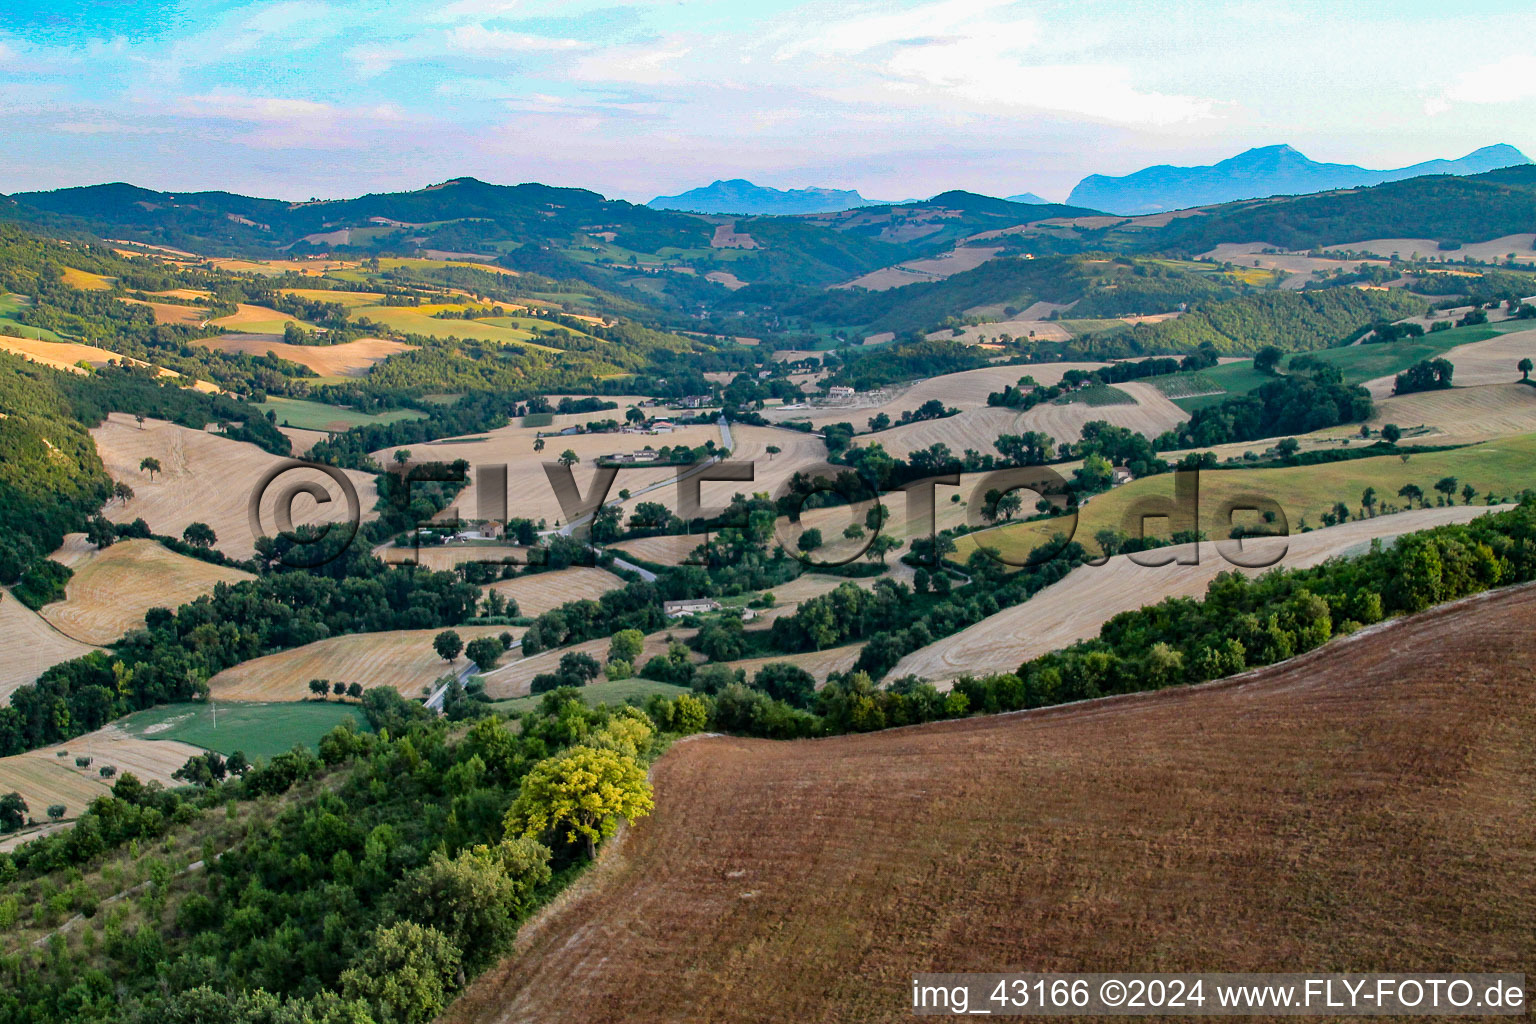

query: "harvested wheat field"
left=838, top=246, right=1002, bottom=291
left=761, top=362, right=1107, bottom=428
left=209, top=303, right=315, bottom=334
left=0, top=587, right=101, bottom=701
left=1435, top=328, right=1536, bottom=387
left=279, top=426, right=331, bottom=456
left=93, top=413, right=379, bottom=560
left=1367, top=382, right=1536, bottom=443
left=121, top=297, right=208, bottom=326
left=391, top=421, right=724, bottom=527
left=196, top=334, right=413, bottom=377
left=480, top=629, right=690, bottom=700
left=718, top=643, right=863, bottom=685
left=1337, top=234, right=1536, bottom=265
left=608, top=534, right=703, bottom=566
left=378, top=543, right=531, bottom=570
left=926, top=318, right=1072, bottom=343
left=894, top=504, right=1493, bottom=683
left=447, top=582, right=1536, bottom=1024
left=40, top=537, right=253, bottom=645
left=0, top=336, right=219, bottom=393
left=486, top=567, right=624, bottom=618
left=206, top=626, right=516, bottom=702
left=0, top=726, right=203, bottom=821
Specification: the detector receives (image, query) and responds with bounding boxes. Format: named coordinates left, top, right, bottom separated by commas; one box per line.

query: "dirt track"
left=446, top=582, right=1536, bottom=1024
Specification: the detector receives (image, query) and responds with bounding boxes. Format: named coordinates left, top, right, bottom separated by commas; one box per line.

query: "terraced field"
left=206, top=625, right=517, bottom=701
left=41, top=537, right=253, bottom=645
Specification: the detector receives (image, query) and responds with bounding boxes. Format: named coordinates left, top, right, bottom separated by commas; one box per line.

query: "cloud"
left=1437, top=54, right=1536, bottom=106
left=447, top=23, right=590, bottom=53
left=426, top=0, right=525, bottom=23
left=569, top=43, right=690, bottom=85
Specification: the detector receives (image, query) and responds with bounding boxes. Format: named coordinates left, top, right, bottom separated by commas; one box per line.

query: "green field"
left=256, top=396, right=427, bottom=431
left=488, top=678, right=691, bottom=715
left=522, top=412, right=554, bottom=427
left=1059, top=318, right=1129, bottom=336
left=0, top=293, right=68, bottom=342
left=958, top=432, right=1536, bottom=563
left=351, top=306, right=560, bottom=350
left=115, top=701, right=366, bottom=759
left=1062, top=383, right=1135, bottom=406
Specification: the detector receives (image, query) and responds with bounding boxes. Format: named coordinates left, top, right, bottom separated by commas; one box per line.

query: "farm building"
left=663, top=598, right=720, bottom=617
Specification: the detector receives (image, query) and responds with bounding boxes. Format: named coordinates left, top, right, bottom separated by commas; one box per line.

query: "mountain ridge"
left=647, top=178, right=897, bottom=215
left=1069, top=143, right=1532, bottom=215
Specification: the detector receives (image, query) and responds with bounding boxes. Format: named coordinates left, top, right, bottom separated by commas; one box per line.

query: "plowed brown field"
left=447, top=582, right=1536, bottom=1024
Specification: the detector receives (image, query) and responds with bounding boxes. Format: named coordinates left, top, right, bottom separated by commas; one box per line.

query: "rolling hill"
left=1070, top=143, right=1530, bottom=215
left=447, top=582, right=1536, bottom=1023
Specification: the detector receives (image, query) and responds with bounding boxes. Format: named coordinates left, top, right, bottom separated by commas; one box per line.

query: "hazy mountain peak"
left=1068, top=143, right=1532, bottom=215
left=648, top=179, right=886, bottom=215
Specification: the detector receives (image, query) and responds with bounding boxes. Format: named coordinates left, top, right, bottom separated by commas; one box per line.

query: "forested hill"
left=1074, top=288, right=1426, bottom=356
left=1153, top=164, right=1536, bottom=252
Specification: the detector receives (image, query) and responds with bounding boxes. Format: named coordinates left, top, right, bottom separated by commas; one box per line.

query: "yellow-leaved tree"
left=508, top=744, right=654, bottom=858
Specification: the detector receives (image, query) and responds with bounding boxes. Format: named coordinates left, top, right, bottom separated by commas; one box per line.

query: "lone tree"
left=347, top=682, right=364, bottom=699
left=47, top=804, right=66, bottom=821
left=1361, top=486, right=1377, bottom=517
left=1398, top=483, right=1424, bottom=508
left=135, top=413, right=146, bottom=430
left=1381, top=423, right=1403, bottom=444
left=433, top=630, right=463, bottom=663
left=509, top=746, right=654, bottom=859
left=0, top=792, right=26, bottom=832
left=1520, top=357, right=1534, bottom=381
left=466, top=636, right=506, bottom=673
left=533, top=437, right=545, bottom=452
left=332, top=681, right=347, bottom=697
left=865, top=533, right=901, bottom=565
left=182, top=522, right=216, bottom=548
left=112, top=481, right=134, bottom=504
left=139, top=456, right=162, bottom=481
left=393, top=449, right=412, bottom=466
left=309, top=678, right=329, bottom=699
left=1462, top=483, right=1477, bottom=505
left=1253, top=345, right=1284, bottom=375
left=557, top=449, right=580, bottom=467
left=1433, top=476, right=1459, bottom=505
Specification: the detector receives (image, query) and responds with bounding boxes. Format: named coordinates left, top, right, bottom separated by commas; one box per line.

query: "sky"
left=2, top=0, right=1535, bottom=203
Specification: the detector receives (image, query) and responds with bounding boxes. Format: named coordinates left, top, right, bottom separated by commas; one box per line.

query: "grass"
left=487, top=678, right=690, bottom=714
left=1147, top=371, right=1223, bottom=399
left=522, top=412, right=554, bottom=428
left=0, top=294, right=68, bottom=342
left=1060, top=383, right=1135, bottom=406
left=114, top=701, right=366, bottom=759
left=350, top=306, right=559, bottom=350
left=255, top=396, right=426, bottom=431
left=1058, top=318, right=1128, bottom=336
left=957, top=431, right=1536, bottom=563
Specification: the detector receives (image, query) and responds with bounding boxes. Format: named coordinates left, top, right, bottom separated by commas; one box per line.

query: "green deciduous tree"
left=340, top=920, right=463, bottom=1024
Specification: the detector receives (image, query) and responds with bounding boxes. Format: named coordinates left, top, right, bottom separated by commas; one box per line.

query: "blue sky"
left=2, top=0, right=1535, bottom=202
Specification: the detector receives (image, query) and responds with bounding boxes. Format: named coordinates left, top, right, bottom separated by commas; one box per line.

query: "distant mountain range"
left=648, top=179, right=898, bottom=215
left=1005, top=193, right=1049, bottom=204
left=1067, top=144, right=1532, bottom=215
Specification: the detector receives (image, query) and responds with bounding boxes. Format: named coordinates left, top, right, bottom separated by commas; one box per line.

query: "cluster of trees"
left=1393, top=358, right=1455, bottom=395
left=0, top=691, right=663, bottom=1024
left=1158, top=362, right=1372, bottom=449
